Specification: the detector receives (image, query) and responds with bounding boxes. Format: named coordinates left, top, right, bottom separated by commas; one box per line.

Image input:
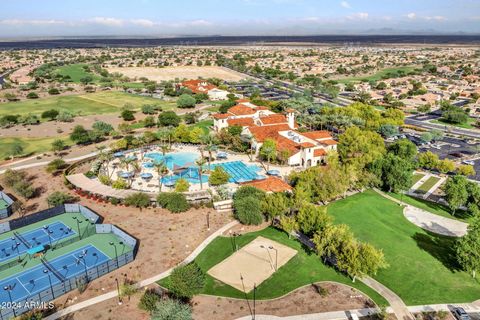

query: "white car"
left=462, top=160, right=475, bottom=166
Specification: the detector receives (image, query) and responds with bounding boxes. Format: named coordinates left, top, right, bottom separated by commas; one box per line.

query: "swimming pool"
left=145, top=152, right=200, bottom=170
left=211, top=161, right=264, bottom=183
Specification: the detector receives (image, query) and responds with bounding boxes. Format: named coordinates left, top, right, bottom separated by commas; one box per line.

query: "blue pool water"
left=145, top=152, right=200, bottom=170
left=212, top=161, right=264, bottom=183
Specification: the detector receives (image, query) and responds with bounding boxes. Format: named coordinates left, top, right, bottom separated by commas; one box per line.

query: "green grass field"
left=431, top=118, right=476, bottom=130
left=0, top=91, right=176, bottom=119
left=415, top=176, right=441, bottom=194
left=191, top=120, right=213, bottom=133
left=411, top=173, right=425, bottom=187
left=336, top=66, right=418, bottom=84
left=159, top=227, right=388, bottom=306
left=387, top=192, right=473, bottom=223
left=54, top=64, right=100, bottom=83
left=0, top=136, right=72, bottom=160
left=328, top=190, right=480, bottom=305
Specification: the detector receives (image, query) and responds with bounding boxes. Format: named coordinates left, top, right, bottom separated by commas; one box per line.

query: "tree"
left=41, top=109, right=59, bottom=120
left=175, top=178, right=190, bottom=193
left=158, top=111, right=181, bottom=127
left=357, top=242, right=388, bottom=278
left=278, top=215, right=298, bottom=238
left=11, top=143, right=24, bottom=158
left=195, top=157, right=207, bottom=190
left=338, top=126, right=385, bottom=171
left=138, top=290, right=160, bottom=313
left=296, top=203, right=332, bottom=237
left=443, top=109, right=468, bottom=124
left=457, top=164, right=476, bottom=177
left=437, top=159, right=455, bottom=174
left=124, top=193, right=150, bottom=209
left=56, top=110, right=74, bottom=122
left=70, top=125, right=91, bottom=144
left=443, top=175, right=469, bottom=216
left=387, top=139, right=417, bottom=161
left=121, top=109, right=135, bottom=121
left=234, top=197, right=264, bottom=225
left=430, top=129, right=444, bottom=141
left=47, top=191, right=75, bottom=207
left=420, top=132, right=433, bottom=143
left=151, top=299, right=192, bottom=320
left=313, top=224, right=353, bottom=263
left=378, top=153, right=413, bottom=193
left=418, top=151, right=439, bottom=170
left=157, top=192, right=190, bottom=213
left=177, top=94, right=196, bottom=108
left=208, top=166, right=230, bottom=186
left=456, top=217, right=480, bottom=278
left=168, top=262, right=205, bottom=299
left=154, top=161, right=168, bottom=192
left=261, top=192, right=290, bottom=223
left=259, top=139, right=277, bottom=169
left=379, top=124, right=399, bottom=138
left=51, top=139, right=66, bottom=152
left=92, top=121, right=114, bottom=135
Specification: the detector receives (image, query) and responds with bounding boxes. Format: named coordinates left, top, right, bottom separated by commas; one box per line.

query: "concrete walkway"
left=44, top=220, right=238, bottom=320
left=235, top=308, right=380, bottom=320
left=423, top=176, right=446, bottom=199
left=374, top=189, right=468, bottom=237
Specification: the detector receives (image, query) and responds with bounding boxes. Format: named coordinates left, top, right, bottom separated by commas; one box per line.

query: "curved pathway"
left=44, top=220, right=239, bottom=320
left=373, top=189, right=468, bottom=237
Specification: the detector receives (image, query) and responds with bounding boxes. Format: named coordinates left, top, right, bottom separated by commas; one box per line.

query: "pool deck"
left=101, top=144, right=295, bottom=193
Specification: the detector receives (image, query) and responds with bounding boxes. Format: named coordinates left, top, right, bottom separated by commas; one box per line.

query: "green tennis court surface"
left=0, top=199, right=8, bottom=210
left=0, top=232, right=132, bottom=279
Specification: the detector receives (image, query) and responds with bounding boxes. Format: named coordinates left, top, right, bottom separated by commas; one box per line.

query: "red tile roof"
left=213, top=113, right=229, bottom=119
left=301, top=131, right=332, bottom=140
left=241, top=177, right=292, bottom=193
left=259, top=114, right=288, bottom=125
left=320, top=139, right=338, bottom=146
left=300, top=142, right=315, bottom=148
left=247, top=124, right=291, bottom=142
left=314, top=149, right=327, bottom=157
left=227, top=118, right=255, bottom=127
left=181, top=79, right=217, bottom=94
left=228, top=104, right=256, bottom=116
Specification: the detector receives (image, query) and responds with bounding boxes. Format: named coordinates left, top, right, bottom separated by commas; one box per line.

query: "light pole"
left=72, top=217, right=83, bottom=240
left=260, top=245, right=274, bottom=271
left=13, top=242, right=21, bottom=262
left=115, top=278, right=123, bottom=305
left=253, top=283, right=257, bottom=320
left=269, top=246, right=278, bottom=272
left=79, top=254, right=89, bottom=282
left=4, top=285, right=15, bottom=317
left=110, top=242, right=119, bottom=267
left=44, top=269, right=54, bottom=298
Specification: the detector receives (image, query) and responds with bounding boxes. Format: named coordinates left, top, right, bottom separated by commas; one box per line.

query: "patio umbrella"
left=140, top=173, right=153, bottom=179
left=267, top=169, right=280, bottom=176
left=113, top=152, right=124, bottom=158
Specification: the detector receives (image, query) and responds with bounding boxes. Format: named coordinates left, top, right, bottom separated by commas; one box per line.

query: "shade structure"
left=113, top=152, right=125, bottom=158
left=140, top=173, right=153, bottom=179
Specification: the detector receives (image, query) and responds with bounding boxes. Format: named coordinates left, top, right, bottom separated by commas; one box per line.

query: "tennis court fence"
left=0, top=192, right=14, bottom=220
left=0, top=250, right=135, bottom=320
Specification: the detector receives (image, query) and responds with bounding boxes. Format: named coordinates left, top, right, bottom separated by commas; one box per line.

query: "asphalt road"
left=405, top=117, right=480, bottom=139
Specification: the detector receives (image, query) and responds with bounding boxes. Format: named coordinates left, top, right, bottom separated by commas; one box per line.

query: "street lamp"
left=253, top=283, right=257, bottom=320
left=44, top=269, right=54, bottom=298
left=4, top=285, right=15, bottom=317
left=269, top=246, right=278, bottom=272
left=72, top=217, right=83, bottom=240
left=115, top=278, right=123, bottom=305
left=78, top=254, right=89, bottom=282
left=14, top=242, right=21, bottom=262
left=110, top=242, right=119, bottom=267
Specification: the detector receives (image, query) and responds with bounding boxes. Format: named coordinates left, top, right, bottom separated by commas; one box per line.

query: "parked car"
left=462, top=160, right=475, bottom=166
left=452, top=307, right=471, bottom=320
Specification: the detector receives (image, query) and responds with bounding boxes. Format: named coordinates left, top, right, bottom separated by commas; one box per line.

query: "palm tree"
left=201, top=133, right=217, bottom=172
left=99, top=151, right=114, bottom=178
left=195, top=158, right=207, bottom=190
left=160, top=143, right=169, bottom=158
left=154, top=161, right=168, bottom=192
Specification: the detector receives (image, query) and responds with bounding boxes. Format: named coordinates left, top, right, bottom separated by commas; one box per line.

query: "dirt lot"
left=107, top=66, right=247, bottom=82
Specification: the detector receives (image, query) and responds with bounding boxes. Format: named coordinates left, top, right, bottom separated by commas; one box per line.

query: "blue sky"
left=0, top=0, right=479, bottom=38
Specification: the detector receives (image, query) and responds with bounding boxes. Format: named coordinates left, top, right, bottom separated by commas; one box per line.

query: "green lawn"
left=0, top=136, right=72, bottom=160
left=336, top=66, right=418, bottom=84
left=54, top=64, right=100, bottom=83
left=431, top=118, right=476, bottom=130
left=159, top=227, right=388, bottom=306
left=328, top=190, right=480, bottom=305
left=0, top=91, right=176, bottom=119
left=191, top=120, right=213, bottom=133
left=411, top=173, right=425, bottom=187
left=415, top=176, right=441, bottom=194
left=387, top=192, right=473, bottom=223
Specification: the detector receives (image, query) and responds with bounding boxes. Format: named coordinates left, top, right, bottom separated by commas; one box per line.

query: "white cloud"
left=347, top=12, right=369, bottom=20
left=89, top=17, right=124, bottom=27
left=425, top=16, right=446, bottom=21
left=407, top=12, right=416, bottom=19
left=0, top=19, right=65, bottom=25
left=130, top=19, right=155, bottom=27
left=189, top=19, right=213, bottom=27
left=340, top=1, right=351, bottom=9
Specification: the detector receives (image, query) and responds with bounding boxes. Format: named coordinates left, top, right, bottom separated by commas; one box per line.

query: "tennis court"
left=0, top=221, right=76, bottom=264
left=0, top=244, right=109, bottom=303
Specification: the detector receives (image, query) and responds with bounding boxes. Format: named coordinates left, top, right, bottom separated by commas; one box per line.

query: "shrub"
left=234, top=186, right=265, bottom=201
left=121, top=109, right=135, bottom=121
left=46, top=158, right=67, bottom=173
left=110, top=197, right=120, bottom=205
left=208, top=166, right=230, bottom=186
left=168, top=262, right=205, bottom=299
left=234, top=196, right=263, bottom=225
left=26, top=92, right=39, bottom=99
left=47, top=191, right=75, bottom=207
left=151, top=299, right=192, bottom=320
left=138, top=289, right=160, bottom=313
left=158, top=111, right=181, bottom=127
left=41, top=109, right=59, bottom=120
left=98, top=174, right=112, bottom=185
left=175, top=178, right=190, bottom=193
left=176, top=94, right=196, bottom=108
left=13, top=180, right=35, bottom=199
left=119, top=283, right=137, bottom=298
left=48, top=88, right=60, bottom=95
left=56, top=110, right=74, bottom=122
left=112, top=178, right=129, bottom=189
left=124, top=192, right=150, bottom=208
left=157, top=192, right=190, bottom=213
left=2, top=169, right=26, bottom=186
